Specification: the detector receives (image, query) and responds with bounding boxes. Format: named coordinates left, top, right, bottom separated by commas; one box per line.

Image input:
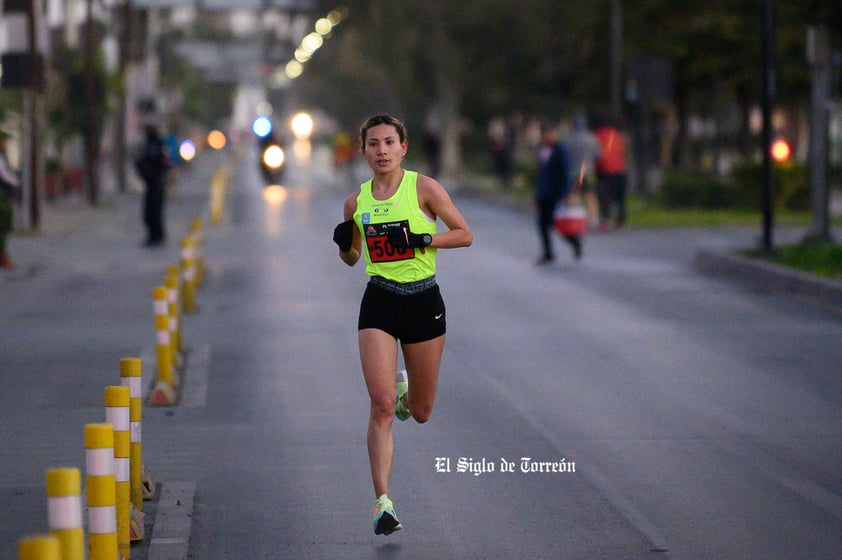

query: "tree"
left=296, top=1, right=842, bottom=175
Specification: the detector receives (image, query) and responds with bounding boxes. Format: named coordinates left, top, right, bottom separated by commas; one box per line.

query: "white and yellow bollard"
left=105, top=386, right=131, bottom=559
left=85, top=423, right=118, bottom=560
left=45, top=467, right=84, bottom=560
left=149, top=287, right=176, bottom=406
left=165, top=272, right=183, bottom=371
left=119, top=358, right=147, bottom=539
left=18, top=535, right=61, bottom=560
left=209, top=163, right=231, bottom=226
left=166, top=265, right=184, bottom=356
left=190, top=216, right=206, bottom=287
left=156, top=284, right=180, bottom=387
left=181, top=237, right=198, bottom=314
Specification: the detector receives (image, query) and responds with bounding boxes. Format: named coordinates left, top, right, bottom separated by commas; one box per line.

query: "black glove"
left=387, top=226, right=432, bottom=249
left=333, top=219, right=355, bottom=252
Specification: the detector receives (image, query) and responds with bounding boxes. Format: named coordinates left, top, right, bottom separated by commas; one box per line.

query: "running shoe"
left=395, top=369, right=410, bottom=421
left=373, top=494, right=402, bottom=535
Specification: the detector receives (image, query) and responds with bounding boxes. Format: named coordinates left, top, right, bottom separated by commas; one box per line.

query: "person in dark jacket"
left=534, top=122, right=580, bottom=264
left=134, top=125, right=171, bottom=247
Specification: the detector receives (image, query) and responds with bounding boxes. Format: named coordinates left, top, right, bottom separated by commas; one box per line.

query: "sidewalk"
left=3, top=164, right=210, bottom=280
left=0, top=156, right=220, bottom=560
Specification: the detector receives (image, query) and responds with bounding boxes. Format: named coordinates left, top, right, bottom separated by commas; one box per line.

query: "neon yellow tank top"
left=354, top=170, right=437, bottom=282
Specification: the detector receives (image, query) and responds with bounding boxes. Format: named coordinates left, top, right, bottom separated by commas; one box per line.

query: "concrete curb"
left=694, top=249, right=842, bottom=310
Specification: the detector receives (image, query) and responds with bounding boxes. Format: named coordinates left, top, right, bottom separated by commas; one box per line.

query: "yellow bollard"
left=85, top=423, right=118, bottom=560
left=181, top=237, right=198, bottom=314
left=120, top=358, right=147, bottom=540
left=149, top=315, right=175, bottom=406
left=45, top=467, right=84, bottom=560
left=164, top=272, right=182, bottom=371
left=209, top=163, right=231, bottom=226
left=209, top=175, right=223, bottom=225
left=105, top=386, right=131, bottom=559
left=166, top=264, right=184, bottom=355
left=152, top=284, right=180, bottom=386
left=149, top=301, right=176, bottom=406
left=18, top=535, right=61, bottom=560
left=190, top=216, right=205, bottom=287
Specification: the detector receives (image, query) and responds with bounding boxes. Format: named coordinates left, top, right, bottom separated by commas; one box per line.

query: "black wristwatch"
left=422, top=234, right=433, bottom=247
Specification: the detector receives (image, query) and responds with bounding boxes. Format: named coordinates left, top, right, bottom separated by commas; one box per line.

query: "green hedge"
left=659, top=160, right=809, bottom=211
left=731, top=159, right=809, bottom=211
left=658, top=170, right=737, bottom=209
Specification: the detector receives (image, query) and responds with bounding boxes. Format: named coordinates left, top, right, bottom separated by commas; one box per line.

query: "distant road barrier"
left=190, top=217, right=206, bottom=288
left=166, top=267, right=183, bottom=364
left=180, top=236, right=199, bottom=315
left=149, top=286, right=177, bottom=406
left=209, top=162, right=231, bottom=226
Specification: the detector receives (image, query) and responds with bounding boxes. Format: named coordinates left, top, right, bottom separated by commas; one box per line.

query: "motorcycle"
left=258, top=134, right=286, bottom=185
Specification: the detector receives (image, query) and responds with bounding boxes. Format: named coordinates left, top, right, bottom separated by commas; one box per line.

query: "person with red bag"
left=535, top=122, right=581, bottom=264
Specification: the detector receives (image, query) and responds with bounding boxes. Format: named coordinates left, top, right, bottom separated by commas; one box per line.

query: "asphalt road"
left=2, top=145, right=841, bottom=559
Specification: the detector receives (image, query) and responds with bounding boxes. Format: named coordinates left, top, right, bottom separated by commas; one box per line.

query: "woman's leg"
left=401, top=335, right=445, bottom=424
left=359, top=328, right=399, bottom=497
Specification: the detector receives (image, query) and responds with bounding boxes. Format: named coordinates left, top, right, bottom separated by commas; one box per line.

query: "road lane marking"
left=147, top=481, right=196, bottom=560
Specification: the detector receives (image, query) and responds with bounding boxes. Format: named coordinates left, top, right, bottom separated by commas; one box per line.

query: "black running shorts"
left=358, top=282, right=446, bottom=343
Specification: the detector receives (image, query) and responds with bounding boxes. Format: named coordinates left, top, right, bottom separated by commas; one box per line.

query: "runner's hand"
left=387, top=226, right=432, bottom=249
left=333, top=219, right=354, bottom=252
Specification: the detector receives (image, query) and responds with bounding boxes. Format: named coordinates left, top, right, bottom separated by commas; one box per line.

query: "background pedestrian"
left=134, top=125, right=171, bottom=247
left=565, top=113, right=602, bottom=226
left=535, top=122, right=580, bottom=264
left=594, top=117, right=628, bottom=231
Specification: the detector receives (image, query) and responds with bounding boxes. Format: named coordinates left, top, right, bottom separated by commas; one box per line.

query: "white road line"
left=147, top=481, right=196, bottom=560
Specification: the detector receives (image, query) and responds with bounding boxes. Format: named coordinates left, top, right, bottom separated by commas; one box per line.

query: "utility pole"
left=85, top=0, right=99, bottom=205
left=759, top=0, right=776, bottom=253
left=115, top=0, right=133, bottom=193
left=805, top=26, right=832, bottom=243
left=609, top=0, right=623, bottom=120
left=27, top=0, right=40, bottom=229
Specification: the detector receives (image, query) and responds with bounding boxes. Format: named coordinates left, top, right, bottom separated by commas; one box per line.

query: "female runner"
left=333, top=114, right=472, bottom=535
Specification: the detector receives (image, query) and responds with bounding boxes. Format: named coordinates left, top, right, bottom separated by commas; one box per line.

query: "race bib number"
left=364, top=220, right=414, bottom=263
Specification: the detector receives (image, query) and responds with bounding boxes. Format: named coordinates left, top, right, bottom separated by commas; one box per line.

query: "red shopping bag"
left=554, top=204, right=587, bottom=236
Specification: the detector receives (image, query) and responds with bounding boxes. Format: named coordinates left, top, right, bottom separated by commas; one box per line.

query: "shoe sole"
left=374, top=511, right=402, bottom=535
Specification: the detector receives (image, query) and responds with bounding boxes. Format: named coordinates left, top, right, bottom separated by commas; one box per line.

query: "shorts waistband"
left=369, top=275, right=436, bottom=295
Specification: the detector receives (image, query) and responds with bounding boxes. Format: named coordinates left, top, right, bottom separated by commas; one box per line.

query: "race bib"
left=364, top=220, right=414, bottom=263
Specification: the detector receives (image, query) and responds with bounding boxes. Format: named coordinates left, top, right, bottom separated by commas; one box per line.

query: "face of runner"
left=363, top=123, right=408, bottom=175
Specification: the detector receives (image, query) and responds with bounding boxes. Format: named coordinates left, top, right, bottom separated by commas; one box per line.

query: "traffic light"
left=771, top=139, right=791, bottom=163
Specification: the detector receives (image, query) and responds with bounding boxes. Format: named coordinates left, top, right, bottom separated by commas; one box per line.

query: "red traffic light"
left=771, top=139, right=791, bottom=162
